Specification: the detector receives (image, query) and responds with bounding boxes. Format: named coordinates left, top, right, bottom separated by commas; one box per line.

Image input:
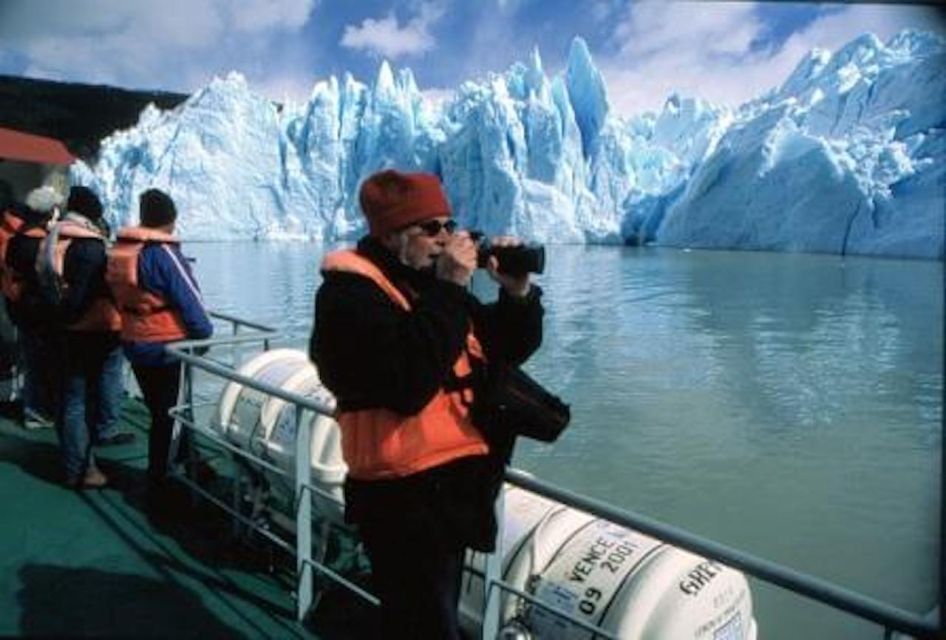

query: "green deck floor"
left=0, top=399, right=374, bottom=638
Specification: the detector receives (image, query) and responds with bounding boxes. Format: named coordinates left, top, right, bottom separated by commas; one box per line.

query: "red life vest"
left=38, top=219, right=122, bottom=332
left=320, top=249, right=489, bottom=480
left=106, top=226, right=188, bottom=343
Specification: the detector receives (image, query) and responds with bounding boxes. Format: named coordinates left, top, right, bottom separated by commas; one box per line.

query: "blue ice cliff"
left=73, top=30, right=945, bottom=259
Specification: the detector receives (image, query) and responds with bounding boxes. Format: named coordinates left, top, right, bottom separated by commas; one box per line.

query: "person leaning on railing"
left=106, top=188, right=212, bottom=504
left=310, top=169, right=544, bottom=640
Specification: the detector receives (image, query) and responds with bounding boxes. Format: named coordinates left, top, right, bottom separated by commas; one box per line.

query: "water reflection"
left=189, top=241, right=325, bottom=342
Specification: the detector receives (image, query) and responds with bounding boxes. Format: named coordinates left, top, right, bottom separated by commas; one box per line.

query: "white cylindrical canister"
left=460, top=486, right=596, bottom=636
left=460, top=486, right=758, bottom=639
left=213, top=349, right=346, bottom=523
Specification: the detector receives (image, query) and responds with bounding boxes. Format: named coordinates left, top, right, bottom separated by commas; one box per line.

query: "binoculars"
left=470, top=231, right=545, bottom=277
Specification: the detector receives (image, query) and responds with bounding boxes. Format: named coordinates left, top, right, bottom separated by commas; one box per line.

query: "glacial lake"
left=187, top=242, right=942, bottom=640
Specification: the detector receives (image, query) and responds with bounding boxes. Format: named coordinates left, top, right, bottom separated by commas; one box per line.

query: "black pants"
left=358, top=519, right=465, bottom=640
left=132, top=362, right=187, bottom=483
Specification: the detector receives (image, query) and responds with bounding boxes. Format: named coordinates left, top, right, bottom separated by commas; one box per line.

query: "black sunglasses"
left=413, top=219, right=457, bottom=237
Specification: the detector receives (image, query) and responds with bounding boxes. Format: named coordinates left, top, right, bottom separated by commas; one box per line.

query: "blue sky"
left=0, top=1, right=942, bottom=115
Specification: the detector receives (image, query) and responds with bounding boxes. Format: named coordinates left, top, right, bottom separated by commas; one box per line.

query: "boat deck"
left=0, top=398, right=374, bottom=638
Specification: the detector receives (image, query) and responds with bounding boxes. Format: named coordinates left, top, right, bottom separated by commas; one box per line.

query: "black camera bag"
left=472, top=364, right=571, bottom=444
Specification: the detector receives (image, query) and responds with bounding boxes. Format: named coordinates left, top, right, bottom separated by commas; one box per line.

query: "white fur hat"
left=25, top=185, right=64, bottom=214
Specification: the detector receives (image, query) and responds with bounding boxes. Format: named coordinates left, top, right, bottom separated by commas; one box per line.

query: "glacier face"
left=73, top=30, right=945, bottom=259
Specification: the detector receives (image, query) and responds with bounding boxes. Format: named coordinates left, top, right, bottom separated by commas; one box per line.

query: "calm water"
left=188, top=242, right=942, bottom=639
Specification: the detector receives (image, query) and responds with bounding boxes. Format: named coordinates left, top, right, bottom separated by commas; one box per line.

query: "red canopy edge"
left=0, top=127, right=75, bottom=165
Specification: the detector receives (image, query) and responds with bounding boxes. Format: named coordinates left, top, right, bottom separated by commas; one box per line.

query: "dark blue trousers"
left=132, top=362, right=187, bottom=483
left=358, top=518, right=465, bottom=639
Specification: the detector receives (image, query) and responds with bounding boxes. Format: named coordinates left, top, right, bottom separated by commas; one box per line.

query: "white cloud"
left=613, top=2, right=761, bottom=60
left=0, top=0, right=317, bottom=92
left=231, top=0, right=315, bottom=32
left=590, top=1, right=618, bottom=24
left=599, top=2, right=945, bottom=117
left=255, top=73, right=320, bottom=105
left=340, top=2, right=445, bottom=59
left=778, top=5, right=945, bottom=65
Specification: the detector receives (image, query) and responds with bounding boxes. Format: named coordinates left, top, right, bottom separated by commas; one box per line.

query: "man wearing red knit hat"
left=311, top=169, right=543, bottom=638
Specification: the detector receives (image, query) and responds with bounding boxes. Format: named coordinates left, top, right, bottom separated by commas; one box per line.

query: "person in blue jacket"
left=107, top=188, right=213, bottom=493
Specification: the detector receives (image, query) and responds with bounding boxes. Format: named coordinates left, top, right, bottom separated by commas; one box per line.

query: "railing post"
left=185, top=352, right=194, bottom=431
left=184, top=350, right=197, bottom=506
left=295, top=404, right=313, bottom=621
left=230, top=318, right=238, bottom=369
left=11, top=326, right=20, bottom=402
left=167, top=350, right=192, bottom=478
left=482, top=486, right=506, bottom=639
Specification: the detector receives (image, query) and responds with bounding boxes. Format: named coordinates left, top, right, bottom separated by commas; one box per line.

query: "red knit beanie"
left=359, top=170, right=451, bottom=237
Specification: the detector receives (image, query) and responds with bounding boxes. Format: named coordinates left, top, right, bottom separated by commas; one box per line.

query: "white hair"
left=25, top=186, right=64, bottom=214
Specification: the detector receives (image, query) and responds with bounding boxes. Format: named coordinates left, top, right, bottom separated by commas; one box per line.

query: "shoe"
left=96, top=432, right=136, bottom=446
left=68, top=467, right=108, bottom=490
left=23, top=408, right=54, bottom=430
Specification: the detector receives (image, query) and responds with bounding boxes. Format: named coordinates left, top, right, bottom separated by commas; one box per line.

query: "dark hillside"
left=0, top=75, right=188, bottom=160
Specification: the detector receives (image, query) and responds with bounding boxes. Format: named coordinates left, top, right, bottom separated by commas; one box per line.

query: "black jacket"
left=59, top=235, right=113, bottom=329
left=5, top=213, right=50, bottom=331
left=310, top=237, right=544, bottom=550
left=6, top=224, right=113, bottom=332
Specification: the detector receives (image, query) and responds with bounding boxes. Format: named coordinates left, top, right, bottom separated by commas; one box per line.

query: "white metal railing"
left=161, top=312, right=941, bottom=640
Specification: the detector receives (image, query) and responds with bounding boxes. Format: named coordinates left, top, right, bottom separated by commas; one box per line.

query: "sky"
left=0, top=1, right=943, bottom=116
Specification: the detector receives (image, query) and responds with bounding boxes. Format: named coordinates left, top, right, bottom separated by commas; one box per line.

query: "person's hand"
left=486, top=236, right=530, bottom=297
left=436, top=231, right=477, bottom=286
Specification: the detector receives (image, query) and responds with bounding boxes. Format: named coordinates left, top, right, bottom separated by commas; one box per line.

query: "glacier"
left=73, top=30, right=945, bottom=259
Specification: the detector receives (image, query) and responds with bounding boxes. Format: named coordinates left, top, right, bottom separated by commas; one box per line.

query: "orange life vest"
left=320, top=249, right=489, bottom=480
left=106, top=227, right=188, bottom=343
left=39, top=219, right=122, bottom=332
left=0, top=224, right=45, bottom=302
